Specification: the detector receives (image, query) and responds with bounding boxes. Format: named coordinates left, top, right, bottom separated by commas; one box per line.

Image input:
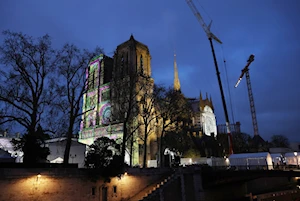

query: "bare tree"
left=0, top=31, right=56, bottom=133
left=155, top=87, right=191, bottom=167
left=110, top=63, right=148, bottom=166
left=55, top=44, right=103, bottom=165
left=0, top=30, right=56, bottom=163
left=139, top=81, right=158, bottom=168
left=126, top=117, right=140, bottom=166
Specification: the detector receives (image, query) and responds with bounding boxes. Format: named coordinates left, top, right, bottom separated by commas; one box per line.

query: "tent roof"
left=285, top=152, right=300, bottom=157
left=270, top=153, right=282, bottom=157
left=229, top=152, right=270, bottom=159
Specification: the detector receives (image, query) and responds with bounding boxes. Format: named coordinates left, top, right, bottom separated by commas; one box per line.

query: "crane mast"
left=185, top=0, right=233, bottom=154
left=235, top=55, right=259, bottom=136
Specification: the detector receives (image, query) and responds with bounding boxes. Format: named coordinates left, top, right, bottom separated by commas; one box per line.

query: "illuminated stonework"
left=79, top=36, right=157, bottom=166
left=79, top=54, right=121, bottom=145
left=190, top=92, right=217, bottom=137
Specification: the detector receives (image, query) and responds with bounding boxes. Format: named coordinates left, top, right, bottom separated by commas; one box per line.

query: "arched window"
left=140, top=55, right=144, bottom=74
left=126, top=52, right=129, bottom=73
left=88, top=69, right=94, bottom=89
left=121, top=55, right=124, bottom=76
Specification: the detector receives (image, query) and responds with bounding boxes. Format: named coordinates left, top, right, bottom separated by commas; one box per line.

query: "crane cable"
left=220, top=46, right=236, bottom=124
left=195, top=0, right=236, bottom=125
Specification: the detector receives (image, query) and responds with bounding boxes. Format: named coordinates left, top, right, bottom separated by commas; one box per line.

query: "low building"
left=0, top=137, right=23, bottom=162
left=45, top=138, right=86, bottom=168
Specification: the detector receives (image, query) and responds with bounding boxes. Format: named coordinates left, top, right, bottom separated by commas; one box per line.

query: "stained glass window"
left=102, top=90, right=110, bottom=102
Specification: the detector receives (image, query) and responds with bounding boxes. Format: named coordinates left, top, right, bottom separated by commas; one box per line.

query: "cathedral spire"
left=174, top=50, right=181, bottom=91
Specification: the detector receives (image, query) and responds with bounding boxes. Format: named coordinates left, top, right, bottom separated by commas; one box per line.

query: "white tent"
left=229, top=152, right=273, bottom=170
left=285, top=152, right=300, bottom=166
left=270, top=153, right=283, bottom=166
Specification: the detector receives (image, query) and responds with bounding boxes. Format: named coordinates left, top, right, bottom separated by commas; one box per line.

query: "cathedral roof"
left=252, top=135, right=266, bottom=146
left=117, top=35, right=149, bottom=52
left=189, top=99, right=200, bottom=112
left=188, top=92, right=214, bottom=113
left=199, top=92, right=214, bottom=111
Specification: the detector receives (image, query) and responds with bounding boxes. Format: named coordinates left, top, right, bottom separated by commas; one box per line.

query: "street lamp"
left=294, top=152, right=298, bottom=169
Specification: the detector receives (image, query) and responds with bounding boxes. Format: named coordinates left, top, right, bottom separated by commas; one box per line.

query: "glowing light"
left=36, top=173, right=41, bottom=182
left=294, top=152, right=298, bottom=156
left=235, top=78, right=242, bottom=88
left=124, top=172, right=128, bottom=176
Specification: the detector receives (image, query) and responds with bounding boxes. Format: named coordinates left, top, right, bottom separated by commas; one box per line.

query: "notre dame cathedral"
left=79, top=35, right=219, bottom=166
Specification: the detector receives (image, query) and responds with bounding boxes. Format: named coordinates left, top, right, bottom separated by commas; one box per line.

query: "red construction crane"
left=185, top=0, right=233, bottom=154
left=235, top=54, right=259, bottom=136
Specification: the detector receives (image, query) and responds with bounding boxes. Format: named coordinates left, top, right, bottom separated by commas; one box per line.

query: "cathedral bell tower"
left=113, top=35, right=151, bottom=78
left=112, top=35, right=156, bottom=166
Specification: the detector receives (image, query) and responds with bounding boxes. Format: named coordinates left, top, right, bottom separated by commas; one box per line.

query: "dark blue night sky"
left=1, top=0, right=300, bottom=141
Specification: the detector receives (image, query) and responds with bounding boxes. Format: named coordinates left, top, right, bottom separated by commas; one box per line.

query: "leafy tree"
left=216, top=133, right=229, bottom=156
left=183, top=148, right=201, bottom=158
left=12, top=125, right=50, bottom=164
left=54, top=44, right=103, bottom=165
left=85, top=137, right=123, bottom=177
left=270, top=134, right=290, bottom=148
left=232, top=132, right=252, bottom=153
left=217, top=132, right=252, bottom=154
left=164, top=130, right=195, bottom=156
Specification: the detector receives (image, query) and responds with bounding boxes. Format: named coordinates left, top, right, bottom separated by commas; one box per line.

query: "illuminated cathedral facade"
left=79, top=35, right=156, bottom=165
left=79, top=35, right=218, bottom=166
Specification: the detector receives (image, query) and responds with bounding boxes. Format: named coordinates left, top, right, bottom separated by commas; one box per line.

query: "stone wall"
left=0, top=168, right=171, bottom=201
left=0, top=167, right=298, bottom=201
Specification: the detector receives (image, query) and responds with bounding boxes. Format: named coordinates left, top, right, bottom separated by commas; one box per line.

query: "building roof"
left=285, top=152, right=300, bottom=157
left=190, top=99, right=200, bottom=112
left=270, top=153, right=282, bottom=158
left=252, top=135, right=266, bottom=145
left=45, top=137, right=84, bottom=144
left=0, top=137, right=15, bottom=153
left=188, top=92, right=214, bottom=113
left=117, top=35, right=149, bottom=52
